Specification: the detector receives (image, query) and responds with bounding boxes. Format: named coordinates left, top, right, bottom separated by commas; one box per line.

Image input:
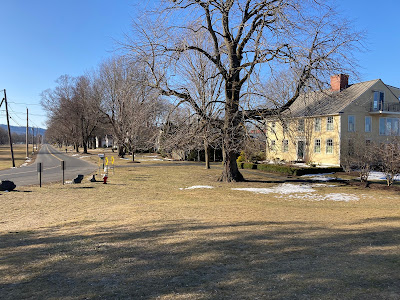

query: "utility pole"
left=32, top=127, right=35, bottom=154
left=1, top=89, right=15, bottom=167
left=37, top=127, right=39, bottom=148
left=26, top=108, right=29, bottom=158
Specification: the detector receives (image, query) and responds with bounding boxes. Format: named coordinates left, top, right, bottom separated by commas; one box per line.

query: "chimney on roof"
left=330, top=74, right=349, bottom=91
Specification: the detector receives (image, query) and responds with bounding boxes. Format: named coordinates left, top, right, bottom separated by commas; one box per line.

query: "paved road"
left=0, top=144, right=97, bottom=187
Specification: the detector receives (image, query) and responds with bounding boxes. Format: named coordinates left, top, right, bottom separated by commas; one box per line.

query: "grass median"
left=1, top=153, right=399, bottom=299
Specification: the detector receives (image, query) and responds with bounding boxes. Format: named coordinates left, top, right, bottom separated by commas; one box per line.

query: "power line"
left=9, top=115, right=23, bottom=127
left=7, top=104, right=26, bottom=122
left=7, top=96, right=42, bottom=106
left=0, top=109, right=47, bottom=117
left=1, top=106, right=45, bottom=129
left=8, top=101, right=42, bottom=106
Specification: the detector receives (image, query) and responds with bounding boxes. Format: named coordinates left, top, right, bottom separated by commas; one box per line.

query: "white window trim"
left=314, top=118, right=321, bottom=132
left=379, top=117, right=400, bottom=136
left=348, top=115, right=355, bottom=132
left=365, top=116, right=372, bottom=133
left=282, top=140, right=289, bottom=152
left=327, top=116, right=334, bottom=131
left=314, top=139, right=321, bottom=153
left=326, top=138, right=334, bottom=154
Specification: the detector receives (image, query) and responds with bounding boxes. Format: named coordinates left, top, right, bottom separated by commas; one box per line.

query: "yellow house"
left=265, top=74, right=400, bottom=166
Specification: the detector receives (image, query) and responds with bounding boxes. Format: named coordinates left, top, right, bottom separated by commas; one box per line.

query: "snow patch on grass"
left=367, top=171, right=400, bottom=181
left=285, top=193, right=359, bottom=202
left=233, top=183, right=358, bottom=202
left=300, top=173, right=338, bottom=181
left=180, top=185, right=214, bottom=190
left=232, top=183, right=315, bottom=194
left=139, top=158, right=164, bottom=161
left=20, top=158, right=31, bottom=167
left=311, top=183, right=337, bottom=187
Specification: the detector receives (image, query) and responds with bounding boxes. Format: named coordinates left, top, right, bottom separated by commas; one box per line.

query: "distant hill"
left=0, top=124, right=46, bottom=136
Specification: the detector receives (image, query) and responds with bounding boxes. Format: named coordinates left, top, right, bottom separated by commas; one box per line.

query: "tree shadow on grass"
left=0, top=220, right=399, bottom=299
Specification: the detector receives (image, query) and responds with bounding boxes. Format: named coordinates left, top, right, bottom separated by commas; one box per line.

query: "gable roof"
left=283, top=79, right=379, bottom=118
left=386, top=84, right=400, bottom=99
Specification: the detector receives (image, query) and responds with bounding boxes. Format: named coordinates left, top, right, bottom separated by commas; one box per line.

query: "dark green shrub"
left=238, top=162, right=343, bottom=176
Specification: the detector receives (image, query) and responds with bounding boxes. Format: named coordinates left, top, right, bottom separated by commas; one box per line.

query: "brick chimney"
left=330, top=74, right=349, bottom=91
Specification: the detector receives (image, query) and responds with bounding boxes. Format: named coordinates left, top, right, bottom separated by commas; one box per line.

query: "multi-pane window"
left=327, top=116, right=334, bottom=131
left=298, top=119, right=305, bottom=132
left=348, top=115, right=355, bottom=132
left=270, top=140, right=276, bottom=151
left=379, top=117, right=400, bottom=135
left=326, top=139, right=334, bottom=154
left=314, top=118, right=321, bottom=132
left=314, top=139, right=321, bottom=153
left=365, top=116, right=372, bottom=132
left=282, top=140, right=289, bottom=152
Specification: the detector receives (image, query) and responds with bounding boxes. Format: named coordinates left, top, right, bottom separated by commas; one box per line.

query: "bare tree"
left=97, top=56, right=164, bottom=160
left=341, top=134, right=376, bottom=184
left=73, top=75, right=103, bottom=154
left=157, top=105, right=202, bottom=159
left=173, top=32, right=225, bottom=168
left=127, top=0, right=363, bottom=182
left=41, top=74, right=102, bottom=154
left=41, top=75, right=81, bottom=151
left=377, top=137, right=400, bottom=186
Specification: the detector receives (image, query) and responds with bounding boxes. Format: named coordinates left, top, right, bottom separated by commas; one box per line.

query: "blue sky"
left=0, top=0, right=399, bottom=129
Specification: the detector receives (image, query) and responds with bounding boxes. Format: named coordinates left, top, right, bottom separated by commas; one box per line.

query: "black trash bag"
left=73, top=175, right=84, bottom=184
left=0, top=180, right=16, bottom=191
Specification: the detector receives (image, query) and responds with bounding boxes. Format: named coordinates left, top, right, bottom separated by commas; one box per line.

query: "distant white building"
left=96, top=134, right=115, bottom=148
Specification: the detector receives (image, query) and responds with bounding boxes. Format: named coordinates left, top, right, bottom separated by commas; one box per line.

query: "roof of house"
left=283, top=79, right=380, bottom=118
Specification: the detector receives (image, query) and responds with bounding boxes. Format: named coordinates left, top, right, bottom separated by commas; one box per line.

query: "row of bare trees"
left=42, top=0, right=364, bottom=182
left=342, top=134, right=400, bottom=186
left=42, top=57, right=167, bottom=161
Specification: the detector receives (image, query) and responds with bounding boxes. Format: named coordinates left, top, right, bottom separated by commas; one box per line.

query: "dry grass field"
left=0, top=144, right=34, bottom=170
left=1, top=149, right=399, bottom=299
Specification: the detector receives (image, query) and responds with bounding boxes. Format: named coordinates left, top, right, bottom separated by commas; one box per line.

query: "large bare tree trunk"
left=83, top=142, right=88, bottom=154
left=218, top=149, right=243, bottom=182
left=204, top=139, right=210, bottom=169
left=218, top=78, right=244, bottom=182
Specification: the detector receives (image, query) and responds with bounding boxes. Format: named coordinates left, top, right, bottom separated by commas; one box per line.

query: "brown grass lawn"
left=0, top=144, right=34, bottom=170
left=1, top=152, right=399, bottom=299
